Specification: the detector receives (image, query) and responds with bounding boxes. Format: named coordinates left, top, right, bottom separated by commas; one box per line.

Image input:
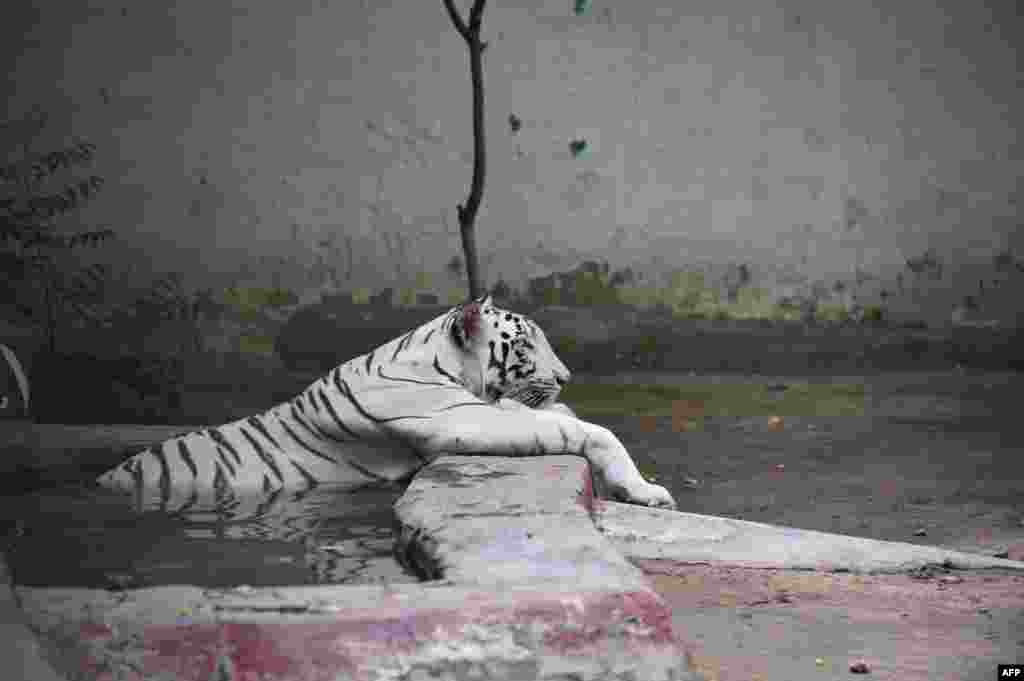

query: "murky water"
left=1, top=482, right=420, bottom=589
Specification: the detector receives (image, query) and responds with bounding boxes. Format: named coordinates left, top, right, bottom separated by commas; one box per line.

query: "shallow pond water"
left=1, top=482, right=418, bottom=589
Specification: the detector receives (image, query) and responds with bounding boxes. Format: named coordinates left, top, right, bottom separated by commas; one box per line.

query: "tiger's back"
left=97, top=305, right=475, bottom=508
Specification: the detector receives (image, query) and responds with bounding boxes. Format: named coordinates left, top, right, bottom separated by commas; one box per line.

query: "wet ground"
left=581, top=370, right=1024, bottom=560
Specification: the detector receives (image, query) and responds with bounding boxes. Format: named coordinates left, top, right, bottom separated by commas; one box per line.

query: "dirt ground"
left=579, top=370, right=1024, bottom=561
left=645, top=561, right=1024, bottom=681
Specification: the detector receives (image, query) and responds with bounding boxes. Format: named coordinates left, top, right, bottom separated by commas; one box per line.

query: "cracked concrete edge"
left=11, top=456, right=700, bottom=681
left=0, top=551, right=71, bottom=681
left=594, top=501, right=1024, bottom=574
left=16, top=583, right=695, bottom=681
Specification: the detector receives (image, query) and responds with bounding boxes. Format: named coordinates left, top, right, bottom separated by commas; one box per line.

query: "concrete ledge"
left=393, top=456, right=646, bottom=589
left=11, top=456, right=699, bottom=681
left=595, top=501, right=1024, bottom=573
left=17, top=584, right=690, bottom=681
left=0, top=554, right=67, bottom=681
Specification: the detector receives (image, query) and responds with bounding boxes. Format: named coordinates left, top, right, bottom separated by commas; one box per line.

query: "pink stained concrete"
left=641, top=560, right=1024, bottom=681
left=52, top=589, right=679, bottom=681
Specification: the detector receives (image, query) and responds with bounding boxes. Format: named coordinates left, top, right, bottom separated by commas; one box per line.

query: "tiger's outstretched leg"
left=391, top=406, right=676, bottom=510
left=495, top=398, right=576, bottom=418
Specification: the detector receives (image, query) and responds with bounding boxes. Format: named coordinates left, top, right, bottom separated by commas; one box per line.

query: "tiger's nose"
left=555, top=372, right=570, bottom=386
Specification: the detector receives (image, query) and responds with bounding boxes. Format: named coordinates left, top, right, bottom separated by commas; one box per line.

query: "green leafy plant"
left=0, top=117, right=115, bottom=352
left=568, top=138, right=588, bottom=158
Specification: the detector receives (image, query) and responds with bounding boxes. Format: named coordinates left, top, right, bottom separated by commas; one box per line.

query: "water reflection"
left=2, top=482, right=417, bottom=589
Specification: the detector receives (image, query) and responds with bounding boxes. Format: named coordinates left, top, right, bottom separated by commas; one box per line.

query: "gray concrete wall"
left=2, top=1, right=1020, bottom=325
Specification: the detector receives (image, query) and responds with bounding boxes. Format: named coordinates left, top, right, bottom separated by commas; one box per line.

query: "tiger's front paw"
left=611, top=481, right=677, bottom=510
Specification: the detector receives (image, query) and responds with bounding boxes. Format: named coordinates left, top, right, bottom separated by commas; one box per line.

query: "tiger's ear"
left=452, top=297, right=486, bottom=349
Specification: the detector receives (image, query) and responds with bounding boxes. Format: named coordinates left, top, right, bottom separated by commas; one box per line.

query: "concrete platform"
left=594, top=502, right=1024, bottom=681
left=594, top=500, right=1024, bottom=573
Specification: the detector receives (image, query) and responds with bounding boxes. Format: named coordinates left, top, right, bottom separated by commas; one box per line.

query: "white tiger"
left=96, top=295, right=676, bottom=511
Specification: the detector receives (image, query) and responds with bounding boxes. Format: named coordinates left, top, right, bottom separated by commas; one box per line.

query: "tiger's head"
left=449, top=295, right=571, bottom=408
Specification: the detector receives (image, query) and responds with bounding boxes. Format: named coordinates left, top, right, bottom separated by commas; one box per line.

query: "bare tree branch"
left=441, top=0, right=470, bottom=41
left=467, top=0, right=487, bottom=32
left=443, top=0, right=489, bottom=300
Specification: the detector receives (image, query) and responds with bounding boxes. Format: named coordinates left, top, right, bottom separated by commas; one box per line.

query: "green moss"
left=541, top=287, right=561, bottom=306
left=264, top=287, right=298, bottom=307
left=770, top=303, right=802, bottom=321
left=723, top=287, right=773, bottom=319
left=235, top=307, right=265, bottom=323
left=862, top=304, right=886, bottom=322
left=444, top=288, right=465, bottom=305
left=572, top=270, right=620, bottom=306
left=815, top=303, right=849, bottom=323
left=562, top=381, right=865, bottom=418
left=617, top=282, right=808, bottom=321
left=221, top=286, right=297, bottom=312
left=616, top=286, right=660, bottom=308
left=634, top=334, right=662, bottom=355
left=414, top=271, right=432, bottom=290
left=551, top=335, right=580, bottom=355
left=238, top=333, right=276, bottom=356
